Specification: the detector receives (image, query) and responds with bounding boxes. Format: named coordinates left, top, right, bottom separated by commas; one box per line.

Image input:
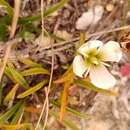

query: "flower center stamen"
left=84, top=48, right=103, bottom=67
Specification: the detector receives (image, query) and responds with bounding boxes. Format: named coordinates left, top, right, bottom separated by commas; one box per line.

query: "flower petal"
left=89, top=65, right=116, bottom=89
left=92, top=5, right=104, bottom=25
left=73, top=55, right=88, bottom=78
left=78, top=40, right=103, bottom=56
left=76, top=11, right=93, bottom=30
left=100, top=41, right=122, bottom=62
left=76, top=5, right=104, bottom=30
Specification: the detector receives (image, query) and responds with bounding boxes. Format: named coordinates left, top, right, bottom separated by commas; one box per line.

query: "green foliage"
left=0, top=0, right=13, bottom=16
left=21, top=67, right=50, bottom=76
left=51, top=100, right=90, bottom=119
left=6, top=66, right=29, bottom=89
left=0, top=101, right=23, bottom=123
left=19, top=58, right=42, bottom=68
left=3, top=84, right=18, bottom=104
left=0, top=16, right=10, bottom=41
left=17, top=80, right=48, bottom=98
left=49, top=110, right=79, bottom=130
left=19, top=0, right=69, bottom=24
left=74, top=79, right=117, bottom=96
left=11, top=102, right=25, bottom=124
left=0, top=123, right=32, bottom=129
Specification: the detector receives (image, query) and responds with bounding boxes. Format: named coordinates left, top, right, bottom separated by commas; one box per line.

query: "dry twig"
left=0, top=0, right=21, bottom=83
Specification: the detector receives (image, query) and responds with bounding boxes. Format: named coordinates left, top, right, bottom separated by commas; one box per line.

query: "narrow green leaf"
left=11, top=102, right=25, bottom=124
left=4, top=67, right=15, bottom=82
left=0, top=16, right=10, bottom=41
left=0, top=123, right=31, bottom=129
left=17, top=80, right=48, bottom=98
left=7, top=67, right=29, bottom=89
left=0, top=24, right=8, bottom=41
left=49, top=110, right=79, bottom=130
left=0, top=15, right=11, bottom=24
left=0, top=101, right=23, bottom=123
left=43, top=0, right=69, bottom=17
left=19, top=58, right=42, bottom=68
left=3, top=84, right=19, bottom=104
left=19, top=0, right=69, bottom=24
left=21, top=67, right=50, bottom=76
left=0, top=0, right=13, bottom=16
left=74, top=79, right=117, bottom=96
left=51, top=100, right=90, bottom=119
left=0, top=84, right=3, bottom=105
left=63, top=119, right=79, bottom=130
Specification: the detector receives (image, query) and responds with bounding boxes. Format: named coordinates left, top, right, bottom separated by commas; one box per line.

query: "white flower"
left=76, top=5, right=104, bottom=30
left=73, top=40, right=122, bottom=89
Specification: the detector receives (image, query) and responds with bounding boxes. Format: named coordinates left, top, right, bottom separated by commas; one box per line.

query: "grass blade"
left=17, top=80, right=48, bottom=98
left=21, top=67, right=50, bottom=76
left=0, top=0, right=13, bottom=16
left=63, top=119, right=79, bottom=130
left=50, top=110, right=79, bottom=130
left=0, top=101, right=23, bottom=123
left=4, top=67, right=15, bottom=82
left=7, top=67, right=29, bottom=89
left=43, top=0, right=69, bottom=17
left=74, top=79, right=117, bottom=96
left=0, top=123, right=31, bottom=129
left=11, top=102, right=25, bottom=124
left=3, top=84, right=19, bottom=104
left=19, top=0, right=69, bottom=24
left=19, top=58, right=42, bottom=68
left=51, top=100, right=90, bottom=119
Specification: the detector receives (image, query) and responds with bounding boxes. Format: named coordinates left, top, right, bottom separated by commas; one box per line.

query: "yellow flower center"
left=84, top=48, right=103, bottom=67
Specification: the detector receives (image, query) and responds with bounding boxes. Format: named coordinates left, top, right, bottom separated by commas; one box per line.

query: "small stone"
left=106, top=4, right=114, bottom=12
